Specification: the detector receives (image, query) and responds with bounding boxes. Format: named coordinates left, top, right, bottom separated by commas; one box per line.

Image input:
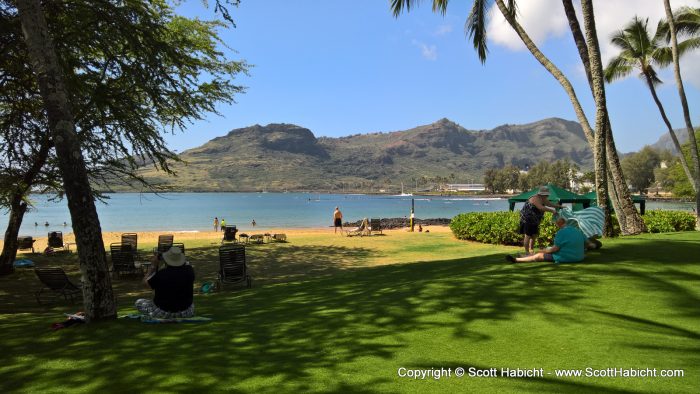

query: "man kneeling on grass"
left=135, top=246, right=195, bottom=318
left=506, top=216, right=585, bottom=264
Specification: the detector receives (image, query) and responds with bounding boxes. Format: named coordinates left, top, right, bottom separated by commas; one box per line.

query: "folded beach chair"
left=370, top=218, right=382, bottom=235
left=218, top=245, right=252, bottom=289
left=110, top=242, right=143, bottom=278
left=34, top=267, right=82, bottom=304
left=157, top=234, right=174, bottom=254
left=47, top=231, right=70, bottom=252
left=557, top=207, right=604, bottom=249
left=17, top=236, right=36, bottom=253
left=346, top=218, right=370, bottom=237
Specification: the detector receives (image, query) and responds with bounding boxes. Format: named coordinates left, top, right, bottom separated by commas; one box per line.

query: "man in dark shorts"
left=333, top=206, right=343, bottom=234
left=507, top=216, right=586, bottom=264
left=135, top=246, right=195, bottom=318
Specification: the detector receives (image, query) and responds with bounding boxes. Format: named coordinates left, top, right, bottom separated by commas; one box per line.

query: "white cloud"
left=486, top=0, right=569, bottom=50
left=412, top=39, right=438, bottom=60
left=486, top=0, right=700, bottom=87
left=434, top=23, right=454, bottom=36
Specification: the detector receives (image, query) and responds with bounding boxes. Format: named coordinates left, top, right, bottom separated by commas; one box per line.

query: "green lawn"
left=1, top=231, right=699, bottom=393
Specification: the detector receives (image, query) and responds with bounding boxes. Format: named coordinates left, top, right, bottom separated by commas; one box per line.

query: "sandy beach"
left=5, top=225, right=452, bottom=251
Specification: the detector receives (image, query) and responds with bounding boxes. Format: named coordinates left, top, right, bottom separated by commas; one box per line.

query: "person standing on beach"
left=333, top=207, right=343, bottom=234
left=214, top=217, right=219, bottom=232
left=220, top=218, right=226, bottom=232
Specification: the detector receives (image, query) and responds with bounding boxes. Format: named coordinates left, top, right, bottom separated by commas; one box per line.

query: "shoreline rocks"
left=343, top=218, right=451, bottom=230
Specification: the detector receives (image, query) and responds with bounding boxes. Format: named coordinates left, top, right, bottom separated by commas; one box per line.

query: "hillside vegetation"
left=124, top=117, right=593, bottom=192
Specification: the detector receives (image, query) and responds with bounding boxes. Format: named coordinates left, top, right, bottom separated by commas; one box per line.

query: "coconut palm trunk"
left=16, top=0, right=116, bottom=321
left=642, top=71, right=696, bottom=190
left=663, top=0, right=700, bottom=228
left=562, top=0, right=645, bottom=234
left=579, top=0, right=612, bottom=235
left=493, top=0, right=626, bottom=233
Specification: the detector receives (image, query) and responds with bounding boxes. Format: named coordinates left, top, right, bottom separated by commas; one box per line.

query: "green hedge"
left=643, top=210, right=696, bottom=233
left=450, top=210, right=696, bottom=246
left=449, top=211, right=557, bottom=247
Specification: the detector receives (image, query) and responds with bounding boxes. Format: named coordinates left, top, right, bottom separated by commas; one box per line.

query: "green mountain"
left=130, top=117, right=592, bottom=192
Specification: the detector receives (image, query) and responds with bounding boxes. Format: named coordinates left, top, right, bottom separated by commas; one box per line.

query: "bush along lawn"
left=450, top=210, right=696, bottom=246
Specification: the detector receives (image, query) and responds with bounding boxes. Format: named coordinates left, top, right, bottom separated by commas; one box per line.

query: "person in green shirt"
left=220, top=218, right=226, bottom=232
left=506, top=215, right=586, bottom=264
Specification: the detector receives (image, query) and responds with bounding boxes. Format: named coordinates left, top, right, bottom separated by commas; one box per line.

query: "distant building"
left=445, top=183, right=486, bottom=192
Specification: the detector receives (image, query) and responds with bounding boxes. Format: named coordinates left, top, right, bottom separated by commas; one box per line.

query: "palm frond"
left=651, top=46, right=673, bottom=67
left=644, top=67, right=663, bottom=86
left=674, top=6, right=700, bottom=37
left=432, top=0, right=449, bottom=15
left=390, top=0, right=419, bottom=17
left=466, top=0, right=490, bottom=64
left=604, top=55, right=634, bottom=83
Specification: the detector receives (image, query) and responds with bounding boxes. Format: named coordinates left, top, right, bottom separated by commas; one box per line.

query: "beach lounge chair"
left=110, top=242, right=143, bottom=278
left=157, top=234, right=174, bottom=254
left=222, top=225, right=238, bottom=243
left=34, top=267, right=82, bottom=304
left=218, top=245, right=252, bottom=289
left=121, top=233, right=138, bottom=251
left=370, top=218, right=382, bottom=235
left=171, top=242, right=186, bottom=256
left=346, top=218, right=370, bottom=237
left=47, top=231, right=70, bottom=252
left=17, top=236, right=36, bottom=253
left=249, top=234, right=264, bottom=244
left=272, top=233, right=287, bottom=242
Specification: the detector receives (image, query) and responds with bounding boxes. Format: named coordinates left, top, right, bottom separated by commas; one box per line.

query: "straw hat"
left=162, top=246, right=186, bottom=267
left=537, top=186, right=550, bottom=196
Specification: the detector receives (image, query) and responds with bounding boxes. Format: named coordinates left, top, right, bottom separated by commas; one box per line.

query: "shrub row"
left=450, top=210, right=696, bottom=245
left=643, top=210, right=696, bottom=233
left=449, top=211, right=557, bottom=248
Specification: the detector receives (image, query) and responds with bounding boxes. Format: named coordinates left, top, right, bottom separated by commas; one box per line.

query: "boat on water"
left=397, top=182, right=413, bottom=197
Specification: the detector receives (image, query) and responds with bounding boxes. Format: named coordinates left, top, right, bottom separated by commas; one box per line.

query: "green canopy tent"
left=508, top=184, right=591, bottom=211
left=583, top=191, right=646, bottom=215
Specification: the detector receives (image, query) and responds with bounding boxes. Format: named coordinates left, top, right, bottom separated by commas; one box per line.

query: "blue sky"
left=168, top=0, right=700, bottom=154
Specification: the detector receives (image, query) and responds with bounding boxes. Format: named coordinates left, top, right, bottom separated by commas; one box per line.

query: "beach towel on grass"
left=558, top=207, right=604, bottom=239
left=13, top=259, right=35, bottom=268
left=121, top=313, right=212, bottom=324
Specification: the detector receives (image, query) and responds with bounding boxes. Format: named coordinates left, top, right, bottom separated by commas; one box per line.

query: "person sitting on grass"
left=506, top=215, right=586, bottom=264
left=135, top=246, right=195, bottom=318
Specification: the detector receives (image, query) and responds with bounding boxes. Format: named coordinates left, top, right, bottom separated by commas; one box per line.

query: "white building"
left=445, top=183, right=486, bottom=192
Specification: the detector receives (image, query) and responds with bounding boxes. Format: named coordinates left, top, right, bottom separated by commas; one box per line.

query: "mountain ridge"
left=128, top=117, right=593, bottom=192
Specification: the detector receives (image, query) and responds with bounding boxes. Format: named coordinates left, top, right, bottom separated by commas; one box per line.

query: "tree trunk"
left=16, top=0, right=116, bottom=321
left=643, top=71, right=696, bottom=192
left=663, top=0, right=700, bottom=229
left=0, top=198, right=28, bottom=275
left=562, top=0, right=646, bottom=235
left=580, top=0, right=611, bottom=235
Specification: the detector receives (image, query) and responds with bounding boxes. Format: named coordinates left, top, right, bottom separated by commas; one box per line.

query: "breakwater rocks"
left=343, top=218, right=451, bottom=229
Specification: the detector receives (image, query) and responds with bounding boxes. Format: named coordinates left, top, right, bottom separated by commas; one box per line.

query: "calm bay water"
left=5, top=192, right=693, bottom=235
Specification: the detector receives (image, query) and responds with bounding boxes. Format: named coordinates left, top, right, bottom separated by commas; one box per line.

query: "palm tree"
left=663, top=1, right=700, bottom=228
left=391, top=0, right=647, bottom=234
left=604, top=16, right=697, bottom=195
left=560, top=0, right=643, bottom=235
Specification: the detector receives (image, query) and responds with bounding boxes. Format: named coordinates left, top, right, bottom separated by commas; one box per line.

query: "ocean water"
left=4, top=192, right=694, bottom=235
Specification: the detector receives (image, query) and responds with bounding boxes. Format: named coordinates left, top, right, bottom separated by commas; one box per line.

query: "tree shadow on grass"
left=0, top=252, right=599, bottom=393
left=1, top=234, right=698, bottom=392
